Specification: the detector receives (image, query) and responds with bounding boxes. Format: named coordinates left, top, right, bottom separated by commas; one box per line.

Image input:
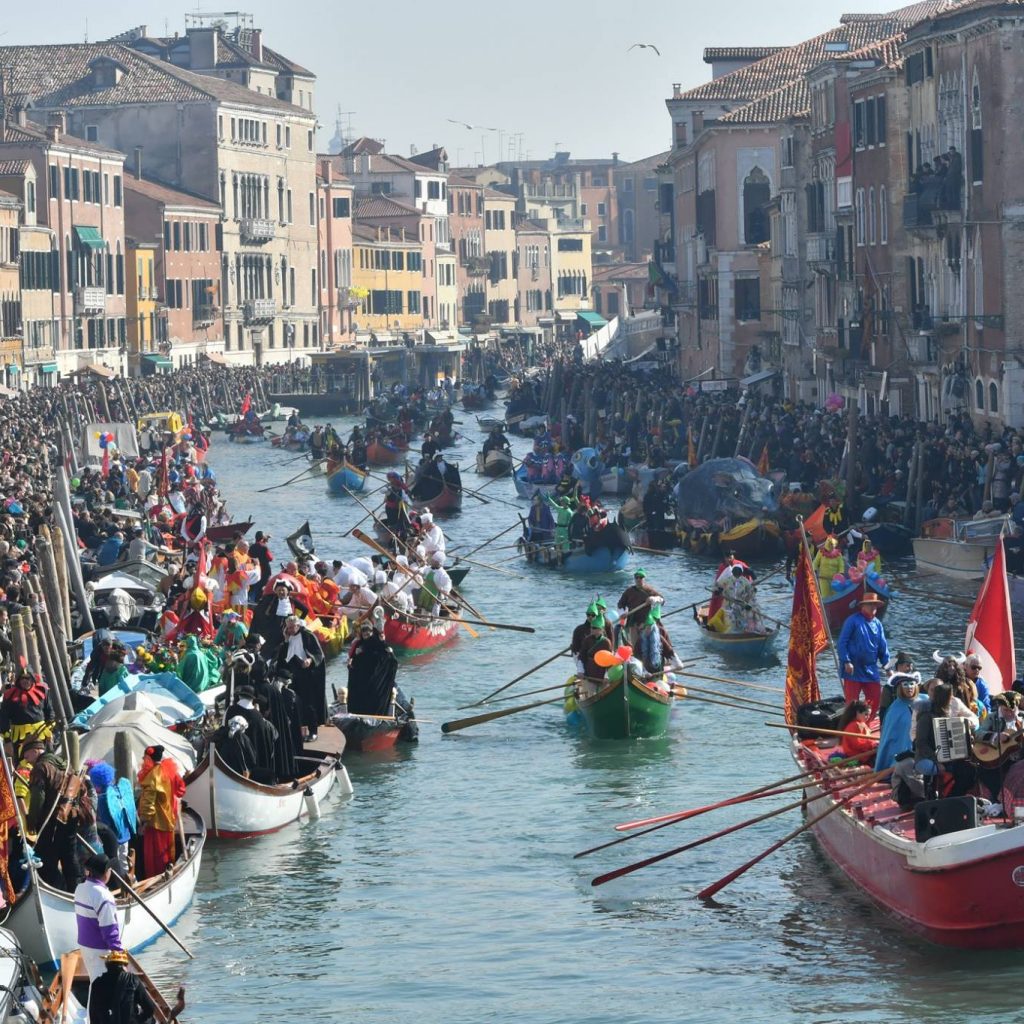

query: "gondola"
left=513, top=464, right=559, bottom=500
left=184, top=746, right=350, bottom=839
left=410, top=464, right=463, bottom=512
left=383, top=614, right=460, bottom=656
left=694, top=604, right=778, bottom=659
left=366, top=439, right=409, bottom=466
left=326, top=458, right=368, bottom=494
left=476, top=449, right=513, bottom=477
left=9, top=807, right=206, bottom=968
left=520, top=523, right=631, bottom=574
left=205, top=519, right=255, bottom=544
left=566, top=671, right=673, bottom=739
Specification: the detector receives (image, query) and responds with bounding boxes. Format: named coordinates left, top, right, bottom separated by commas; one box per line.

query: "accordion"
left=933, top=716, right=971, bottom=762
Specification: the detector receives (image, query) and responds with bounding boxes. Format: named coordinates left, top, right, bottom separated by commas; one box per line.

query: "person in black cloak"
left=250, top=580, right=308, bottom=658
left=223, top=684, right=278, bottom=783
left=274, top=615, right=326, bottom=742
left=208, top=715, right=257, bottom=778
left=265, top=666, right=304, bottom=770
left=89, top=947, right=186, bottom=1024
left=347, top=620, right=403, bottom=716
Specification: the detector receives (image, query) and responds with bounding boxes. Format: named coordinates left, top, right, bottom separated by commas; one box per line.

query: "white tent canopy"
left=78, top=709, right=197, bottom=777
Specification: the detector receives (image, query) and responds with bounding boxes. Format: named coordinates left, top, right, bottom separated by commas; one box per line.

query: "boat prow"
left=184, top=745, right=351, bottom=839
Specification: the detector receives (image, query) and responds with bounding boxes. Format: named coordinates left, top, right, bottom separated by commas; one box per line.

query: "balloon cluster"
left=96, top=431, right=116, bottom=450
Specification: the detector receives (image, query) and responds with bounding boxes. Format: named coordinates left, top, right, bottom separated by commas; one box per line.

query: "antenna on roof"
left=84, top=18, right=89, bottom=43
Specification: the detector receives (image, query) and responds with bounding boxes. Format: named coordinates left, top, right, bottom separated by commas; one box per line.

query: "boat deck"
left=305, top=724, right=346, bottom=758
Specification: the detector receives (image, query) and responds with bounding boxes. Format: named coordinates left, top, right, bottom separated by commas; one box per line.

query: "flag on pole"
left=240, top=392, right=252, bottom=417
left=784, top=542, right=829, bottom=723
left=757, top=444, right=770, bottom=477
left=687, top=426, right=697, bottom=468
left=964, top=536, right=1015, bottom=694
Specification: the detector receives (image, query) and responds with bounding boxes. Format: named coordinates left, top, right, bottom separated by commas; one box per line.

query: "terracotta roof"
left=352, top=224, right=421, bottom=245
left=703, top=46, right=786, bottom=63
left=515, top=219, right=550, bottom=233
left=0, top=189, right=20, bottom=203
left=448, top=174, right=482, bottom=189
left=839, top=33, right=906, bottom=68
left=718, top=79, right=810, bottom=124
left=0, top=159, right=33, bottom=176
left=0, top=118, right=123, bottom=156
left=616, top=150, right=672, bottom=172
left=123, top=171, right=220, bottom=210
left=0, top=43, right=311, bottom=117
left=261, top=45, right=314, bottom=78
left=408, top=146, right=448, bottom=170
left=483, top=187, right=515, bottom=202
left=339, top=137, right=384, bottom=156
left=354, top=195, right=420, bottom=219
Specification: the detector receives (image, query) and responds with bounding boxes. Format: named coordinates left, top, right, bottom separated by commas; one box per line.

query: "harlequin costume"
left=0, top=663, right=53, bottom=746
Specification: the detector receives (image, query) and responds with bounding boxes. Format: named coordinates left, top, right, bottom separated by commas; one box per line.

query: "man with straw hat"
left=837, top=593, right=891, bottom=718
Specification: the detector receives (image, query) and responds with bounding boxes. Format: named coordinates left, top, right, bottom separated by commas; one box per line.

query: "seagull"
left=628, top=42, right=661, bottom=56
left=447, top=119, right=499, bottom=131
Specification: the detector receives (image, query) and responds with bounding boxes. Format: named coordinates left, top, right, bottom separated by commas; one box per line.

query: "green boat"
left=570, top=671, right=673, bottom=739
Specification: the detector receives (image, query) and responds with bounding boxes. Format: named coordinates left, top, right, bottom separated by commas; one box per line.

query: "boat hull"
left=383, top=616, right=459, bottom=656
left=795, top=743, right=1024, bottom=948
left=411, top=482, right=462, bottom=512
left=513, top=467, right=557, bottom=499
left=717, top=518, right=784, bottom=560
left=695, top=606, right=778, bottom=659
left=184, top=749, right=350, bottom=838
left=326, top=459, right=368, bottom=494
left=864, top=521, right=913, bottom=556
left=367, top=440, right=408, bottom=466
left=912, top=537, right=994, bottom=580
left=823, top=578, right=865, bottom=632
left=476, top=450, right=513, bottom=477
left=227, top=433, right=265, bottom=444
left=9, top=808, right=206, bottom=967
left=574, top=675, right=672, bottom=739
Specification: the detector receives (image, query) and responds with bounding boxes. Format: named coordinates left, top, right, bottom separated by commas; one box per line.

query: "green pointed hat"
left=589, top=613, right=605, bottom=629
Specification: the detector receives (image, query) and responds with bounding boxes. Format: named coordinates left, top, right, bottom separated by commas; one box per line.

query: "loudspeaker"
left=914, top=796, right=979, bottom=842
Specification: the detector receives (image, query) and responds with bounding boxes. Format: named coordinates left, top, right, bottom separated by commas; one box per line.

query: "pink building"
left=316, top=160, right=354, bottom=346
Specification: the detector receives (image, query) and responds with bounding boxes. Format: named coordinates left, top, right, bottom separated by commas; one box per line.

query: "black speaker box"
left=914, top=796, right=979, bottom=842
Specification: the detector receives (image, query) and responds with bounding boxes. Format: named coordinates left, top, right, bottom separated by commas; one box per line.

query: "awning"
left=74, top=225, right=107, bottom=251
left=39, top=363, right=58, bottom=374
left=205, top=351, right=227, bottom=365
left=740, top=369, right=778, bottom=387
left=554, top=311, right=576, bottom=323
left=142, top=353, right=173, bottom=370
left=576, top=310, right=608, bottom=329
left=86, top=362, right=116, bottom=379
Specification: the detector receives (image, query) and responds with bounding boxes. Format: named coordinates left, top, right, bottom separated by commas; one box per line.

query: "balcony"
left=193, top=305, right=218, bottom=328
left=74, top=286, right=107, bottom=314
left=903, top=185, right=962, bottom=233
left=653, top=240, right=675, bottom=272
left=806, top=234, right=834, bottom=265
left=243, top=298, right=276, bottom=324
left=240, top=217, right=276, bottom=244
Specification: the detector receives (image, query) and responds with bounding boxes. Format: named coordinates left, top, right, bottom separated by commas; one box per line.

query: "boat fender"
left=303, top=786, right=321, bottom=821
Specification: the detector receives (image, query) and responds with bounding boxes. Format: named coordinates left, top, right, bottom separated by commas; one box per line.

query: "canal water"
left=145, top=418, right=1022, bottom=1024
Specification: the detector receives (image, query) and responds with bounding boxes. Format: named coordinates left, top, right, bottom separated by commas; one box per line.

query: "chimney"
left=612, top=152, right=619, bottom=166
left=250, top=29, right=263, bottom=63
left=134, top=146, right=143, bottom=181
left=46, top=111, right=66, bottom=142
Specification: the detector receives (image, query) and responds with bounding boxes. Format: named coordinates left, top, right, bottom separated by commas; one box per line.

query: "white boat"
left=912, top=514, right=1008, bottom=580
left=8, top=807, right=206, bottom=968
left=184, top=745, right=351, bottom=839
left=475, top=449, right=513, bottom=477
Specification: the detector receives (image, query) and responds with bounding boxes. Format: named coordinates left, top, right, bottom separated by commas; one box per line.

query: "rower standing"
left=617, top=569, right=662, bottom=647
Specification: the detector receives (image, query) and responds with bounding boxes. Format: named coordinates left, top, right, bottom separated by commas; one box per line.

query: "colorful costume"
left=137, top=748, right=185, bottom=879
left=814, top=536, right=846, bottom=599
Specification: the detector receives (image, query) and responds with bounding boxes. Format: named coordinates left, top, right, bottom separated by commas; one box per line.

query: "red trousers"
left=142, top=827, right=175, bottom=879
left=843, top=679, right=881, bottom=718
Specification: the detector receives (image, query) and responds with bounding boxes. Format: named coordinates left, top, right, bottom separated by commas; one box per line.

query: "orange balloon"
left=593, top=649, right=620, bottom=668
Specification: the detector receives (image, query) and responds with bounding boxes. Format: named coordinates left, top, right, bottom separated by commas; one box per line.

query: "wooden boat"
left=383, top=614, right=460, bottom=656
left=864, top=519, right=914, bottom=556
left=326, top=458, right=368, bottom=495
left=476, top=449, right=513, bottom=477
left=822, top=577, right=866, bottom=633
left=521, top=538, right=631, bottom=574
left=184, top=746, right=350, bottom=839
left=695, top=604, right=778, bottom=659
left=410, top=466, right=463, bottom=512
left=434, top=429, right=457, bottom=449
left=912, top=514, right=1008, bottom=580
left=513, top=465, right=558, bottom=500
left=462, top=387, right=491, bottom=411
left=793, top=738, right=1024, bottom=948
left=227, top=431, right=266, bottom=444
left=476, top=415, right=506, bottom=432
left=9, top=807, right=206, bottom=968
left=569, top=671, right=673, bottom=739
left=43, top=948, right=181, bottom=1023
left=716, top=517, right=784, bottom=560
left=310, top=615, right=350, bottom=659
left=367, top=439, right=409, bottom=466
left=205, top=519, right=254, bottom=544
left=271, top=437, right=309, bottom=452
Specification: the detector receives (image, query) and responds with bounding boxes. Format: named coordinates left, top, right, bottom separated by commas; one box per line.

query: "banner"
left=784, top=543, right=828, bottom=723
left=964, top=536, right=1015, bottom=694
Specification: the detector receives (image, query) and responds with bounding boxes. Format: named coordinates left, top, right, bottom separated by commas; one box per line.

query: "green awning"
left=142, top=354, right=173, bottom=370
left=74, top=225, right=106, bottom=251
left=577, top=310, right=608, bottom=329
left=40, top=363, right=58, bottom=374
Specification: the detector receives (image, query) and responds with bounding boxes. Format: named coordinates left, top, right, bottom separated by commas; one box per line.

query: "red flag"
left=964, top=536, right=1015, bottom=694
left=240, top=392, right=252, bottom=416
left=784, top=543, right=829, bottom=723
left=757, top=444, right=770, bottom=476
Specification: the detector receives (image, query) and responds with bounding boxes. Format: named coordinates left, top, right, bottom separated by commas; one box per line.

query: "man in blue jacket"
left=837, top=592, right=890, bottom=718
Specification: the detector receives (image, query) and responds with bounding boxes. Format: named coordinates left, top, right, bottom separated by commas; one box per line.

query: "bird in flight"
left=628, top=43, right=661, bottom=55
left=447, top=119, right=498, bottom=130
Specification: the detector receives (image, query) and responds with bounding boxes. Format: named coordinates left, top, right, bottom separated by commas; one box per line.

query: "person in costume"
left=0, top=660, right=54, bottom=746
left=89, top=947, right=186, bottom=1024
left=214, top=610, right=249, bottom=654
left=347, top=620, right=406, bottom=717
left=836, top=701, right=876, bottom=764
left=856, top=536, right=882, bottom=576
left=719, top=565, right=766, bottom=634
left=707, top=553, right=748, bottom=622
left=417, top=512, right=447, bottom=561
left=577, top=612, right=613, bottom=681
left=96, top=643, right=130, bottom=697
left=209, top=714, right=258, bottom=779
left=88, top=761, right=137, bottom=879
left=251, top=579, right=309, bottom=657
left=223, top=683, right=278, bottom=782
left=875, top=674, right=926, bottom=771
left=414, top=554, right=452, bottom=617
left=523, top=493, right=555, bottom=552
left=177, top=635, right=218, bottom=694
left=73, top=853, right=124, bottom=983
left=636, top=604, right=665, bottom=673
left=12, top=737, right=46, bottom=822
left=137, top=745, right=185, bottom=879
left=617, top=569, right=662, bottom=647
left=274, top=616, right=326, bottom=742
left=547, top=496, right=573, bottom=558
left=813, top=535, right=847, bottom=599
left=837, top=593, right=890, bottom=717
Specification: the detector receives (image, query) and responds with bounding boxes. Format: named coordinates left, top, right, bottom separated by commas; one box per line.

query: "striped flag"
left=784, top=542, right=828, bottom=723
left=965, top=536, right=1015, bottom=694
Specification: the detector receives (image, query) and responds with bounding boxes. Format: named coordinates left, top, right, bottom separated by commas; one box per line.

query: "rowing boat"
left=326, top=458, right=368, bottom=494
left=383, top=615, right=460, bottom=656
left=567, top=671, right=673, bottom=739
left=694, top=604, right=778, bottom=659
left=184, top=746, right=350, bottom=838
left=367, top=439, right=409, bottom=466
left=476, top=449, right=513, bottom=477
left=9, top=807, right=206, bottom=968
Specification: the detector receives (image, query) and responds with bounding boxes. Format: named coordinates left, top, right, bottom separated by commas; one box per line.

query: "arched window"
left=743, top=167, right=770, bottom=245
left=868, top=187, right=876, bottom=245
left=989, top=381, right=999, bottom=414
left=855, top=189, right=865, bottom=246
left=976, top=377, right=985, bottom=411
left=879, top=186, right=888, bottom=244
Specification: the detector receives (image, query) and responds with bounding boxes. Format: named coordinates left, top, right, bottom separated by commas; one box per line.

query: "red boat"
left=205, top=520, right=255, bottom=544
left=794, top=740, right=1024, bottom=948
left=822, top=578, right=865, bottom=633
left=383, top=615, right=459, bottom=656
left=334, top=712, right=413, bottom=752
left=367, top=439, right=409, bottom=466
left=409, top=462, right=463, bottom=513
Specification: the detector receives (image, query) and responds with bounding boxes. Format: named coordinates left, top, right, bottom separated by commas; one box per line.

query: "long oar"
left=671, top=670, right=785, bottom=696
left=447, top=552, right=527, bottom=581
left=76, top=833, right=195, bottom=959
left=764, top=721, right=879, bottom=741
left=673, top=690, right=785, bottom=717
left=678, top=683, right=780, bottom=711
left=441, top=695, right=564, bottom=733
left=463, top=644, right=572, bottom=707
left=401, top=608, right=534, bottom=634
left=452, top=519, right=523, bottom=559
left=590, top=768, right=881, bottom=888
left=696, top=769, right=892, bottom=899
left=342, top=497, right=387, bottom=538
left=257, top=460, right=326, bottom=493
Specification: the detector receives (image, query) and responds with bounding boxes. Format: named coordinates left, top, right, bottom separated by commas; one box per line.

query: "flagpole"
left=796, top=515, right=842, bottom=681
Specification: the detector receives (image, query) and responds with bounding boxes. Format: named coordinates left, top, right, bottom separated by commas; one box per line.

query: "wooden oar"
left=590, top=767, right=881, bottom=888
left=463, top=644, right=572, bottom=707
left=677, top=683, right=780, bottom=711
left=256, top=460, right=326, bottom=493
left=696, top=769, right=892, bottom=899
left=629, top=545, right=671, bottom=557
left=447, top=552, right=528, bottom=580
left=452, top=519, right=523, bottom=559
left=342, top=497, right=387, bottom=538
left=673, top=691, right=786, bottom=717
left=764, top=721, right=879, bottom=741
left=441, top=695, right=565, bottom=733
left=671, top=670, right=785, bottom=696
left=404, top=609, right=534, bottom=634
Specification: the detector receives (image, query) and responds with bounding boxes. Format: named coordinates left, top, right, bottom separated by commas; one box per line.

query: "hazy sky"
left=3, top=0, right=902, bottom=164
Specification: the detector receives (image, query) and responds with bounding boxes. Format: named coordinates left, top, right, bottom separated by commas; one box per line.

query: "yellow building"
left=352, top=225, right=426, bottom=334
left=125, top=241, right=164, bottom=374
